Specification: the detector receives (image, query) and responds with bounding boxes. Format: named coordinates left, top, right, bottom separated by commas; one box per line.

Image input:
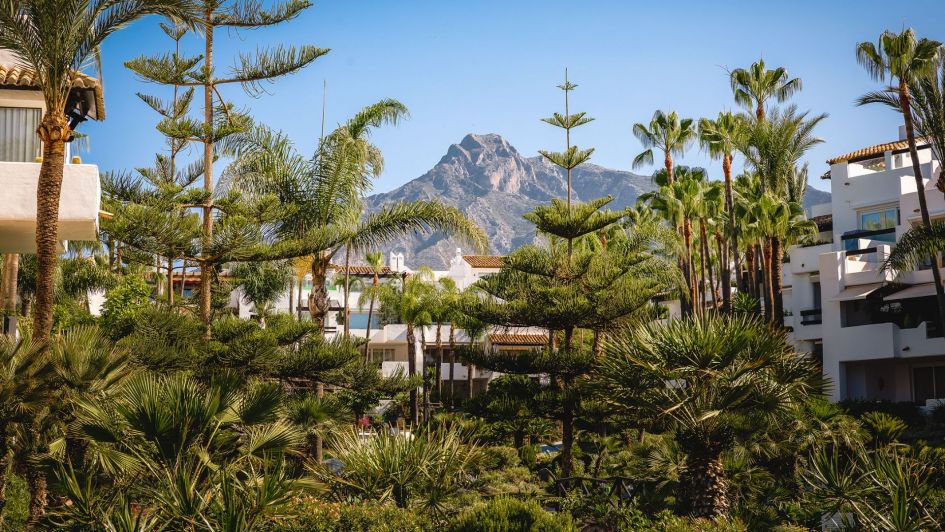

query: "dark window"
left=914, top=367, right=935, bottom=404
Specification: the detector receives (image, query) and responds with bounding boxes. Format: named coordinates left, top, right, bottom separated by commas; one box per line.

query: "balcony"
left=788, top=243, right=833, bottom=274
left=0, top=162, right=100, bottom=252
left=799, top=308, right=822, bottom=325
left=842, top=244, right=894, bottom=286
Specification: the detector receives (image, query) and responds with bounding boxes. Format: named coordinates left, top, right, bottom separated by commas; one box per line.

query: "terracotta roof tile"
left=0, top=53, right=104, bottom=120
left=329, top=263, right=396, bottom=276
left=463, top=255, right=504, bottom=268
left=488, top=333, right=547, bottom=346
left=827, top=138, right=928, bottom=165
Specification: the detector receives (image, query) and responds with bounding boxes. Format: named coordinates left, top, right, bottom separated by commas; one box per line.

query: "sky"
left=84, top=0, right=945, bottom=195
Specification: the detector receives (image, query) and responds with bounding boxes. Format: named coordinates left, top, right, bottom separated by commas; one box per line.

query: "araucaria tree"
left=0, top=0, right=196, bottom=340
left=599, top=314, right=823, bottom=518
left=460, top=75, right=676, bottom=477
left=125, top=0, right=328, bottom=332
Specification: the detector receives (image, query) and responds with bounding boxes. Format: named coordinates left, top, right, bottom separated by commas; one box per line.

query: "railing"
left=800, top=308, right=822, bottom=325
left=840, top=227, right=896, bottom=251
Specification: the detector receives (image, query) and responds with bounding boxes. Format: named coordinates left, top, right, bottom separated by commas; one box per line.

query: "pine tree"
left=459, top=75, right=676, bottom=477
left=125, top=0, right=327, bottom=333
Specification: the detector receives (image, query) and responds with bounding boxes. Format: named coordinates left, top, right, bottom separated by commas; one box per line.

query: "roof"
left=463, top=255, right=504, bottom=268
left=329, top=264, right=396, bottom=276
left=488, top=333, right=547, bottom=346
left=827, top=138, right=928, bottom=165
left=0, top=50, right=104, bottom=120
left=811, top=214, right=833, bottom=231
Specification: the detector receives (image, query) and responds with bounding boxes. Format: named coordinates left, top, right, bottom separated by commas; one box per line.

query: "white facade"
left=785, top=127, right=945, bottom=405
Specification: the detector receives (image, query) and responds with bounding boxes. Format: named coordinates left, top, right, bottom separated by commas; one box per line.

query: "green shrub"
left=448, top=497, right=575, bottom=532
left=480, top=445, right=521, bottom=470
left=838, top=400, right=923, bottom=427
left=100, top=275, right=151, bottom=337
left=262, top=499, right=431, bottom=531
left=3, top=474, right=29, bottom=531
left=646, top=511, right=748, bottom=531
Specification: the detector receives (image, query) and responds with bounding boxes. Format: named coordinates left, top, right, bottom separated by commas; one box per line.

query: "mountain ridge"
left=366, top=133, right=831, bottom=268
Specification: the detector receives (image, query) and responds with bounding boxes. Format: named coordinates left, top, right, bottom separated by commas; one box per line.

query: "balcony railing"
left=799, top=308, right=822, bottom=325
left=841, top=227, right=896, bottom=252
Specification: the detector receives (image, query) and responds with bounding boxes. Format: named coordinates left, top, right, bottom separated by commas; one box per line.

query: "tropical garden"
left=0, top=0, right=945, bottom=528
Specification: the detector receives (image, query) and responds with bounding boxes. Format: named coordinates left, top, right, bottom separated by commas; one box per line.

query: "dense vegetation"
left=1, top=0, right=945, bottom=528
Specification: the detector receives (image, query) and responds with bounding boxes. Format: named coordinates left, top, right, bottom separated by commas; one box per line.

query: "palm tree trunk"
left=714, top=231, right=725, bottom=310
left=198, top=14, right=216, bottom=337
left=699, top=221, right=709, bottom=310
left=746, top=246, right=756, bottom=300
left=296, top=271, right=303, bottom=319
left=436, top=323, right=443, bottom=402
left=684, top=218, right=697, bottom=315
left=420, top=326, right=429, bottom=422
left=308, top=254, right=330, bottom=333
left=900, top=82, right=945, bottom=336
left=772, top=236, right=784, bottom=326
left=407, top=322, right=419, bottom=426
left=665, top=151, right=674, bottom=185
left=180, top=261, right=187, bottom=299
left=364, top=289, right=376, bottom=358
left=448, top=322, right=456, bottom=409
left=32, top=112, right=70, bottom=341
left=680, top=448, right=729, bottom=518
left=25, top=464, right=46, bottom=530
left=762, top=240, right=774, bottom=321
left=1, top=254, right=18, bottom=334
left=723, top=153, right=738, bottom=308
left=343, top=243, right=351, bottom=338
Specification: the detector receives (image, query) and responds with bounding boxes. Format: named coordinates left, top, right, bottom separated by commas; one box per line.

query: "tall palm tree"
left=699, top=112, right=747, bottom=310
left=0, top=0, right=195, bottom=340
left=729, top=58, right=802, bottom=121
left=357, top=251, right=386, bottom=358
left=740, top=106, right=825, bottom=323
left=857, top=29, right=945, bottom=335
left=632, top=110, right=695, bottom=185
left=598, top=314, right=822, bottom=518
left=378, top=269, right=435, bottom=426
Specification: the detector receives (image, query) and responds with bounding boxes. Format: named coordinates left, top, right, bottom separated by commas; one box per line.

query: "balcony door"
left=0, top=107, right=41, bottom=162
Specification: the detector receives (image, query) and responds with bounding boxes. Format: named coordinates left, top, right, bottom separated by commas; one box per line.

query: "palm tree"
left=357, top=251, right=386, bottom=358
left=632, top=110, right=696, bottom=185
left=740, top=106, right=825, bottom=323
left=699, top=112, right=747, bottom=310
left=598, top=314, right=822, bottom=518
left=729, top=58, right=802, bottom=121
left=378, top=269, right=435, bottom=426
left=231, top=260, right=292, bottom=328
left=858, top=29, right=945, bottom=335
left=227, top=101, right=486, bottom=332
left=0, top=0, right=195, bottom=340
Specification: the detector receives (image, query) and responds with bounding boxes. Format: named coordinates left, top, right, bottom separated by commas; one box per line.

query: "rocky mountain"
left=366, top=133, right=831, bottom=268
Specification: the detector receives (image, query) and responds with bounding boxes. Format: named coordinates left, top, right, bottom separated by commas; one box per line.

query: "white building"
left=0, top=50, right=104, bottom=254
left=785, top=126, right=945, bottom=406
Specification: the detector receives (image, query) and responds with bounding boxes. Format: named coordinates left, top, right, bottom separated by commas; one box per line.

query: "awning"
left=829, top=283, right=883, bottom=302
left=885, top=283, right=940, bottom=301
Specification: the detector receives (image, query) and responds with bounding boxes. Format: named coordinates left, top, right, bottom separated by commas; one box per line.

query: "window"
left=913, top=366, right=945, bottom=404
left=0, top=107, right=41, bottom=162
left=368, top=348, right=395, bottom=365
left=859, top=206, right=898, bottom=231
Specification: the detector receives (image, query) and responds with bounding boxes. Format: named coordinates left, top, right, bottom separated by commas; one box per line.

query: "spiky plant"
left=598, top=314, right=823, bottom=518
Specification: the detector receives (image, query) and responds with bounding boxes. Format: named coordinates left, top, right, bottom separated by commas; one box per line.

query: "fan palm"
left=699, top=112, right=747, bottom=310
left=857, top=29, right=945, bottom=336
left=632, top=110, right=695, bottom=185
left=598, top=314, right=822, bottom=518
left=0, top=0, right=196, bottom=341
left=729, top=58, right=802, bottom=121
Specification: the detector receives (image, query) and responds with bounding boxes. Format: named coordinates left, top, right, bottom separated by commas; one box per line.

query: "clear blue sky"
left=85, top=0, right=945, bottom=194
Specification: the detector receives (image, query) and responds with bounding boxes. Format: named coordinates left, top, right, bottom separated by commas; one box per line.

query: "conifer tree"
left=459, top=75, right=676, bottom=477
left=125, top=0, right=327, bottom=332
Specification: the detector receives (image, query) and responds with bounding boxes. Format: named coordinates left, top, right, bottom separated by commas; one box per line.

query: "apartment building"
left=785, top=126, right=945, bottom=406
